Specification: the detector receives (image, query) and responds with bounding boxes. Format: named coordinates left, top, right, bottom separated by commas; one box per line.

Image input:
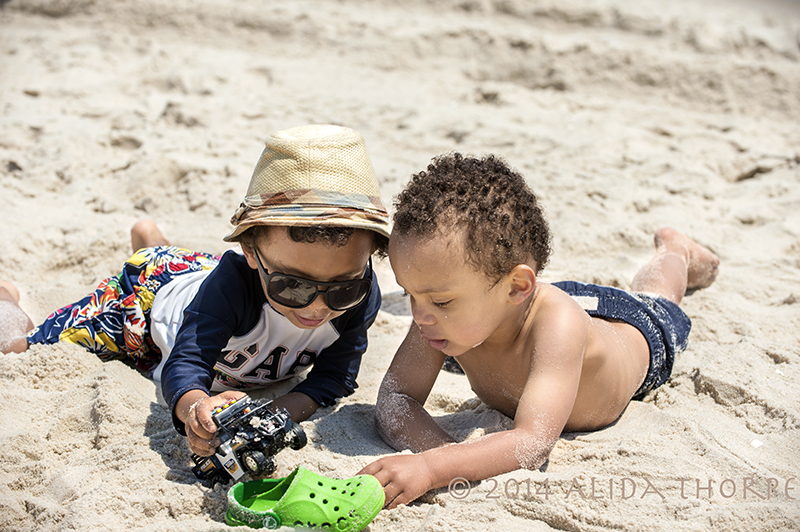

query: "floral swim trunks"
left=553, top=280, right=692, bottom=398
left=27, top=246, right=219, bottom=374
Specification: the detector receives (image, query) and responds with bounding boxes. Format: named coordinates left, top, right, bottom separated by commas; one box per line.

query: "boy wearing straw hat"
left=0, top=124, right=390, bottom=457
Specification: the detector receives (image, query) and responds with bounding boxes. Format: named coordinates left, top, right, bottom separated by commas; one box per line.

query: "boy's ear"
left=506, top=264, right=536, bottom=305
left=239, top=242, right=259, bottom=270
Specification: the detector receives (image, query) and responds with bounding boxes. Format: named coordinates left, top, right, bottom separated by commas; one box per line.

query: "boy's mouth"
left=295, top=314, right=326, bottom=327
left=421, top=332, right=448, bottom=351
left=428, top=339, right=448, bottom=350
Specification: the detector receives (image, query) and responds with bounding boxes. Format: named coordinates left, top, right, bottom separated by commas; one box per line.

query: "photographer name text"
left=447, top=476, right=797, bottom=502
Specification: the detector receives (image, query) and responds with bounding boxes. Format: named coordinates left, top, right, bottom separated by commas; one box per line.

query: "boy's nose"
left=411, top=302, right=434, bottom=326
left=305, top=293, right=331, bottom=314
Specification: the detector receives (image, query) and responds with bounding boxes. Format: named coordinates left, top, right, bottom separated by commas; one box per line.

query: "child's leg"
left=130, top=219, right=170, bottom=253
left=630, top=228, right=719, bottom=305
left=0, top=281, right=35, bottom=353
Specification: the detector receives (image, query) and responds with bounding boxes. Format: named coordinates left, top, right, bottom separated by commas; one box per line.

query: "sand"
left=1, top=0, right=799, bottom=530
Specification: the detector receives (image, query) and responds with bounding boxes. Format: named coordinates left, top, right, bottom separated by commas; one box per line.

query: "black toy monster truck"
left=191, top=395, right=307, bottom=485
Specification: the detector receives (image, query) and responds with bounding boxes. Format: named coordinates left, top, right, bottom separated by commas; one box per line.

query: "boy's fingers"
left=185, top=392, right=252, bottom=455
left=355, top=461, right=391, bottom=505
left=197, top=391, right=247, bottom=432
left=189, top=416, right=216, bottom=440
left=226, top=390, right=248, bottom=400
left=382, top=483, right=407, bottom=509
left=188, top=401, right=217, bottom=437
left=189, top=439, right=215, bottom=456
left=186, top=413, right=215, bottom=442
left=193, top=401, right=218, bottom=434
left=186, top=425, right=219, bottom=456
left=357, top=462, right=380, bottom=477
left=365, top=467, right=398, bottom=508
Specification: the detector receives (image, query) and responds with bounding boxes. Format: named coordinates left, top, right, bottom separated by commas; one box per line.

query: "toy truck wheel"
left=287, top=424, right=307, bottom=450
left=241, top=450, right=270, bottom=475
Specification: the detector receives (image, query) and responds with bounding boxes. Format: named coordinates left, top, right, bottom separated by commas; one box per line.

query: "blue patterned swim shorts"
left=27, top=246, right=219, bottom=374
left=553, top=281, right=692, bottom=398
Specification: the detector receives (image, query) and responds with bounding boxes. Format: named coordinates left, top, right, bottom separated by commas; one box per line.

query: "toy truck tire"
left=241, top=450, right=274, bottom=476
left=287, top=424, right=307, bottom=450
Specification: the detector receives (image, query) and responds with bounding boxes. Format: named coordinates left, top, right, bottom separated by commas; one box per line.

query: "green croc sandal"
left=225, top=465, right=384, bottom=531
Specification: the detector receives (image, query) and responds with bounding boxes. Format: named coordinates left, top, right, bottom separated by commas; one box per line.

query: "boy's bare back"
left=456, top=282, right=651, bottom=432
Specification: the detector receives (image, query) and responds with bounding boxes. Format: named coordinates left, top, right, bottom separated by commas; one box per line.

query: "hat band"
left=231, top=189, right=387, bottom=224
left=255, top=188, right=383, bottom=211
left=226, top=189, right=390, bottom=241
left=235, top=203, right=388, bottom=223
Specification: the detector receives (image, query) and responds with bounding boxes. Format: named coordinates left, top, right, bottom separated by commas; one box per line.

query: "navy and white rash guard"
left=151, top=250, right=380, bottom=434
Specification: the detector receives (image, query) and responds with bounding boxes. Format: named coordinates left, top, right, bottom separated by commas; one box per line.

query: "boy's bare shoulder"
left=529, top=283, right=590, bottom=323
left=522, top=283, right=594, bottom=353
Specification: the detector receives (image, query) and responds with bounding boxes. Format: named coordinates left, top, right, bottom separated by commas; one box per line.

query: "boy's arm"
left=362, top=299, right=588, bottom=508
left=162, top=252, right=265, bottom=445
left=270, top=392, right=320, bottom=422
left=374, top=323, right=454, bottom=452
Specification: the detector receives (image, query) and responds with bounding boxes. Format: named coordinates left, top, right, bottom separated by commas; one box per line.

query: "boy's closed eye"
left=401, top=291, right=452, bottom=308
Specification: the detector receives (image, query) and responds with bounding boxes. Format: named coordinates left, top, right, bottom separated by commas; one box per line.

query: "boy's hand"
left=359, top=454, right=435, bottom=510
left=177, top=390, right=247, bottom=456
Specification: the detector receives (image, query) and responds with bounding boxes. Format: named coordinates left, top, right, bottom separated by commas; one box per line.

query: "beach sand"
left=1, top=0, right=799, bottom=530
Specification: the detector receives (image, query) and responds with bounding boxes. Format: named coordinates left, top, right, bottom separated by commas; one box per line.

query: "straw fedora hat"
left=224, top=124, right=390, bottom=242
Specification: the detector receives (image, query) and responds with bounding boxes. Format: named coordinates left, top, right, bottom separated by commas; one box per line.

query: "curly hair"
left=393, top=153, right=551, bottom=281
left=238, top=225, right=389, bottom=258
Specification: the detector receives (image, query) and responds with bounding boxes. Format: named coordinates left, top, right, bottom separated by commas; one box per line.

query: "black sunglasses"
left=253, top=249, right=372, bottom=311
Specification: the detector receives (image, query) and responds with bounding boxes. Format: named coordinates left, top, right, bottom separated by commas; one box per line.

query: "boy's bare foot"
left=0, top=281, right=34, bottom=354
left=654, top=228, right=719, bottom=290
left=0, top=281, right=21, bottom=304
left=131, top=219, right=170, bottom=252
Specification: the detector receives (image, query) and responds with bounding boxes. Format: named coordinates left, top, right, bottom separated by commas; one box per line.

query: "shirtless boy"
left=360, top=153, right=719, bottom=508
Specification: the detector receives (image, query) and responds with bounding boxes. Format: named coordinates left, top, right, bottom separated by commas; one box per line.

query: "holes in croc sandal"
left=310, top=492, right=316, bottom=499
left=334, top=506, right=340, bottom=512
left=322, top=499, right=329, bottom=504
